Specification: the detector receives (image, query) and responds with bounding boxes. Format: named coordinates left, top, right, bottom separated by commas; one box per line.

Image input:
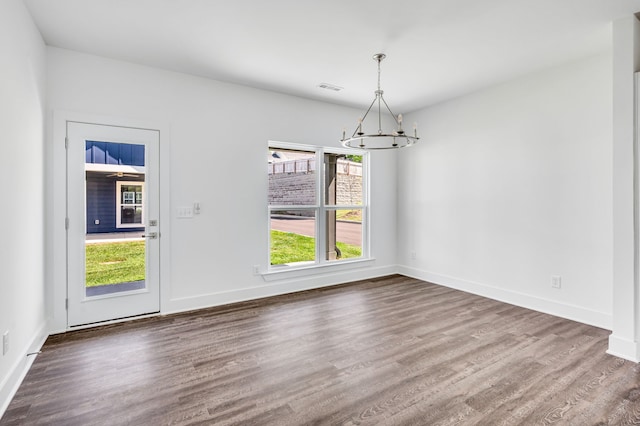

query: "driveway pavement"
left=270, top=217, right=362, bottom=246
left=85, top=231, right=144, bottom=244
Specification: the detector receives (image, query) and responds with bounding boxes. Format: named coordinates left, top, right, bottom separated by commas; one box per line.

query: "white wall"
left=0, top=0, right=48, bottom=415
left=398, top=54, right=613, bottom=328
left=46, top=48, right=398, bottom=331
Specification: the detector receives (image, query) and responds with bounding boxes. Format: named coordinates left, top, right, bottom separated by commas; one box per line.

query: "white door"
left=67, top=122, right=160, bottom=327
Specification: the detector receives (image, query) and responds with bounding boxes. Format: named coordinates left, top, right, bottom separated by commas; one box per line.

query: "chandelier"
left=341, top=53, right=419, bottom=150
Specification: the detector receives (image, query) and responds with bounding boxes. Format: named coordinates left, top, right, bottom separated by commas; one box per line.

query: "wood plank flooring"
left=2, top=275, right=639, bottom=425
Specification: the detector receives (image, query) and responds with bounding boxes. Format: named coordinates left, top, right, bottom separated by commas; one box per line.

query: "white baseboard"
left=0, top=322, right=48, bottom=419
left=163, top=265, right=397, bottom=316
left=397, top=265, right=612, bottom=330
left=607, top=334, right=640, bottom=362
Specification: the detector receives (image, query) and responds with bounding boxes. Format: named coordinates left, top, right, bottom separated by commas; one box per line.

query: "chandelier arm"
left=351, top=96, right=378, bottom=138
left=379, top=95, right=399, bottom=125
left=377, top=93, right=382, bottom=134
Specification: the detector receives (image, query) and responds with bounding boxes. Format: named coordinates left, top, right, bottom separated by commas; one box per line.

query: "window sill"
left=261, top=257, right=375, bottom=282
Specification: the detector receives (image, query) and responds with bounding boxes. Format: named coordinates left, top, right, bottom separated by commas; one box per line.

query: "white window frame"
left=267, top=141, right=370, bottom=273
left=116, top=181, right=145, bottom=228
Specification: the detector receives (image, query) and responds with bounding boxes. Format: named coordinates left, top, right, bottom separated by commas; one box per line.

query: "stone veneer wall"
left=269, top=172, right=316, bottom=207
left=269, top=161, right=362, bottom=215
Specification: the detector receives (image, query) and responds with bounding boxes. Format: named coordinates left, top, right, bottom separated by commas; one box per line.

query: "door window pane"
left=84, top=141, right=147, bottom=298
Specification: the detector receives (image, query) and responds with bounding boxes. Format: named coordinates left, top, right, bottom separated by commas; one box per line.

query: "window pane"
left=121, top=207, right=141, bottom=224
left=270, top=210, right=316, bottom=265
left=268, top=149, right=316, bottom=205
left=121, top=185, right=143, bottom=204
left=324, top=154, right=362, bottom=206
left=325, top=209, right=362, bottom=261
left=134, top=206, right=143, bottom=223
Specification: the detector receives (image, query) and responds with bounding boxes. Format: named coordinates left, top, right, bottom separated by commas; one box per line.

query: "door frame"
left=50, top=111, right=171, bottom=332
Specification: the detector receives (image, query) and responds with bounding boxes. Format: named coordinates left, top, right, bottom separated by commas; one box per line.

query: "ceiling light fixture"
left=341, top=53, right=419, bottom=150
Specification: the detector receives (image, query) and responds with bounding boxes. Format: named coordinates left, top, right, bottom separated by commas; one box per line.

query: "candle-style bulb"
left=396, top=113, right=404, bottom=134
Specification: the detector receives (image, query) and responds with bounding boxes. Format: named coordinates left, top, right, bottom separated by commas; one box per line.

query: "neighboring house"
left=85, top=141, right=145, bottom=234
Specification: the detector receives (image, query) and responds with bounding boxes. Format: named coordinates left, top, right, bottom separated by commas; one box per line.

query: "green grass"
left=85, top=241, right=145, bottom=287
left=270, top=230, right=361, bottom=265
left=335, top=209, right=362, bottom=222
left=86, top=233, right=362, bottom=283
left=336, top=240, right=362, bottom=259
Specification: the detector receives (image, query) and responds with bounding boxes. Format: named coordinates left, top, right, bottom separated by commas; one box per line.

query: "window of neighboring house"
left=268, top=142, right=368, bottom=270
left=116, top=181, right=144, bottom=228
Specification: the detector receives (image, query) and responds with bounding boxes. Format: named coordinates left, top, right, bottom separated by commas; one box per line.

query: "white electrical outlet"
left=3, top=331, right=8, bottom=356
left=253, top=265, right=260, bottom=275
left=410, top=251, right=417, bottom=260
left=551, top=275, right=562, bottom=289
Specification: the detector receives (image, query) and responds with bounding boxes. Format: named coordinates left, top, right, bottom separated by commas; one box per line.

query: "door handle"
left=142, top=232, right=158, bottom=239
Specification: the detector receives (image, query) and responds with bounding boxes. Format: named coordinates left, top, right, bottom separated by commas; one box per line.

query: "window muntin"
left=268, top=143, right=367, bottom=269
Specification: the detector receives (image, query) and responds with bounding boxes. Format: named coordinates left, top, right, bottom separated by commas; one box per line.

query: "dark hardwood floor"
left=2, top=275, right=639, bottom=425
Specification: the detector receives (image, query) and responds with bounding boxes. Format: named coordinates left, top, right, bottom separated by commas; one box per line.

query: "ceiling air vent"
left=318, top=83, right=343, bottom=92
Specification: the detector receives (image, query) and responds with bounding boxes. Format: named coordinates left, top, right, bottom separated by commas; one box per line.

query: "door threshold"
left=86, top=280, right=146, bottom=297
left=68, top=311, right=160, bottom=331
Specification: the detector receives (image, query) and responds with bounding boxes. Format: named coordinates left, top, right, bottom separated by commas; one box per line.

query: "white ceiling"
left=23, top=0, right=640, bottom=113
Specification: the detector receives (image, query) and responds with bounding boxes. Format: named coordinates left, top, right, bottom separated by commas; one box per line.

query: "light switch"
left=177, top=207, right=194, bottom=218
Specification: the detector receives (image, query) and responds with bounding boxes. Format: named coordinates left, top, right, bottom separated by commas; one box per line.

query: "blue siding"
left=86, top=177, right=115, bottom=233
left=86, top=174, right=144, bottom=234
left=85, top=141, right=145, bottom=166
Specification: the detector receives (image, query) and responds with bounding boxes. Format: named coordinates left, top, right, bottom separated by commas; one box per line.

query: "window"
left=116, top=181, right=144, bottom=228
left=268, top=142, right=367, bottom=269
